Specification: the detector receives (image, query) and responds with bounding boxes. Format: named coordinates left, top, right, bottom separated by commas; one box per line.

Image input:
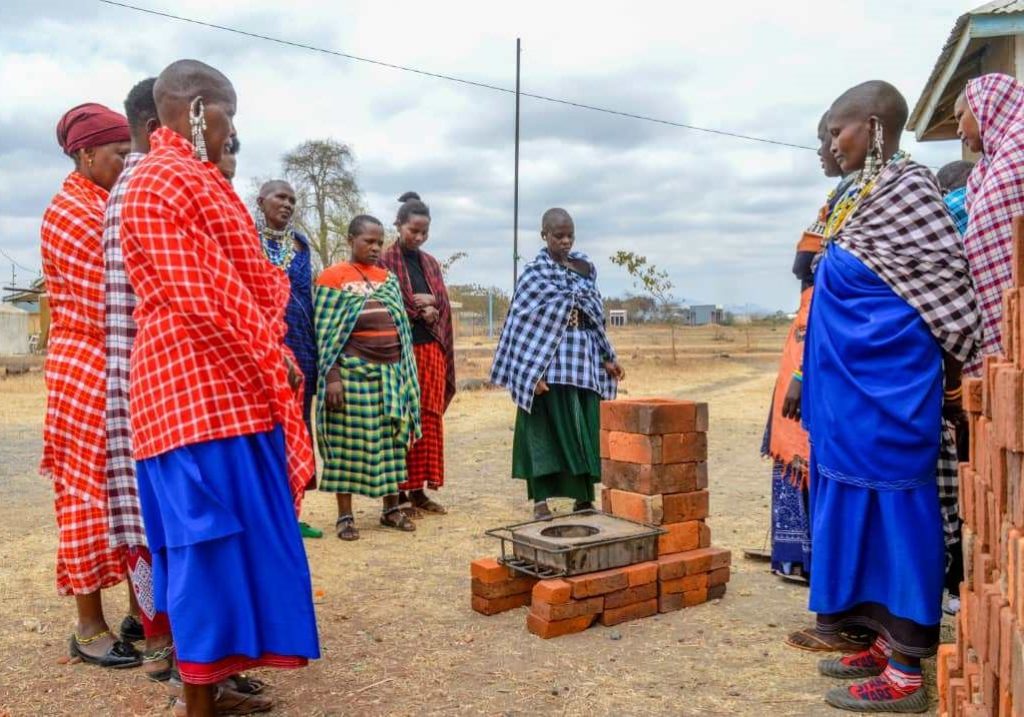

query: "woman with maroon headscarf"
left=382, top=192, right=456, bottom=515
left=41, top=102, right=140, bottom=667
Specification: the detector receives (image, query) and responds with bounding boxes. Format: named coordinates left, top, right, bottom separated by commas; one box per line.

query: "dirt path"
left=0, top=361, right=939, bottom=716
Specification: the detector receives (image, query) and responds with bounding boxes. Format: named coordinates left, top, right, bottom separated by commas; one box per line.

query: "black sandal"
left=225, top=673, right=268, bottom=695
left=69, top=631, right=143, bottom=669
left=380, top=507, right=416, bottom=532
left=119, top=615, right=145, bottom=643
left=336, top=514, right=359, bottom=541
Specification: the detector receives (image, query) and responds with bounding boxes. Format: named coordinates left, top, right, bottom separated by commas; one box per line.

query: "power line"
left=0, top=249, right=38, bottom=274
left=95, top=0, right=817, bottom=152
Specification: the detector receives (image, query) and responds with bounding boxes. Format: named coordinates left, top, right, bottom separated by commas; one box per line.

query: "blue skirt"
left=804, top=245, right=945, bottom=657
left=136, top=426, right=320, bottom=683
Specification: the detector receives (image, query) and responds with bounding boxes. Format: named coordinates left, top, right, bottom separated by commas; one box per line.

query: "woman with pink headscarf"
left=955, top=73, right=1024, bottom=376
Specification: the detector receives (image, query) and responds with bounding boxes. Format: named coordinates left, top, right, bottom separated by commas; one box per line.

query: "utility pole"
left=513, top=37, right=521, bottom=288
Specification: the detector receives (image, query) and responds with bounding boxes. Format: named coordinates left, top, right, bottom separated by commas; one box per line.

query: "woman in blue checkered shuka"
left=490, top=208, right=625, bottom=519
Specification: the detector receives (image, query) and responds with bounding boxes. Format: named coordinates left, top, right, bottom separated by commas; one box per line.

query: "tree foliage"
left=282, top=139, right=365, bottom=271
left=610, top=250, right=681, bottom=362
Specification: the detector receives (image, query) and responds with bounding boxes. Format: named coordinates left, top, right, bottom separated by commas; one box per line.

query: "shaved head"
left=259, top=179, right=294, bottom=199
left=830, top=80, right=908, bottom=138
left=542, top=207, right=572, bottom=233
left=818, top=110, right=829, bottom=134
left=154, top=59, right=235, bottom=111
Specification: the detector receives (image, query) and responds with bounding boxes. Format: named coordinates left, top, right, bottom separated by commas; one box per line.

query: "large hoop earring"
left=189, top=96, right=208, bottom=161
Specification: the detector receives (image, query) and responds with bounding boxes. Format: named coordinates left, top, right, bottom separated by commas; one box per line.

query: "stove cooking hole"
left=540, top=524, right=600, bottom=539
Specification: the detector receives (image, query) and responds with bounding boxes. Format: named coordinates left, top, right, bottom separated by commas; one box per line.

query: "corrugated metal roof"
left=908, top=1, right=1024, bottom=133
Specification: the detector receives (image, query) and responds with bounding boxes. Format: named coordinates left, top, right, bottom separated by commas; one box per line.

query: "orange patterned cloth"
left=41, top=171, right=126, bottom=594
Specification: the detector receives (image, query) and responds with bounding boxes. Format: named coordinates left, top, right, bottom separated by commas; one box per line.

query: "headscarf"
left=962, top=73, right=1024, bottom=375
left=56, top=103, right=130, bottom=156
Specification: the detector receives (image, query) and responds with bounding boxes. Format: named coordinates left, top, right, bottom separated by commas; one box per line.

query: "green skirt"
left=512, top=385, right=601, bottom=502
left=319, top=355, right=407, bottom=497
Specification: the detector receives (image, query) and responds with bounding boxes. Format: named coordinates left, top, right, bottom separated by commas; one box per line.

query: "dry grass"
left=0, top=329, right=940, bottom=715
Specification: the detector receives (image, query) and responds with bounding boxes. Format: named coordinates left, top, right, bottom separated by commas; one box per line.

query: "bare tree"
left=610, top=251, right=680, bottom=363
left=282, top=139, right=365, bottom=270
left=440, top=251, right=469, bottom=279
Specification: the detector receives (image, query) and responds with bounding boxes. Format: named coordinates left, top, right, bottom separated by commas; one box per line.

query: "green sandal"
left=299, top=521, right=323, bottom=539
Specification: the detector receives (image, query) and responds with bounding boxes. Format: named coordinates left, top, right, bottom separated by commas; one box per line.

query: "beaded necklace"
left=824, top=150, right=909, bottom=241
left=260, top=226, right=296, bottom=271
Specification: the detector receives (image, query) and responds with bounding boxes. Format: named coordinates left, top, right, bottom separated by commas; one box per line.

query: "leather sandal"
left=142, top=643, right=175, bottom=682
left=336, top=514, right=359, bottom=541
left=172, top=684, right=274, bottom=715
left=69, top=631, right=143, bottom=669
left=119, top=615, right=145, bottom=643
left=380, top=507, right=416, bottom=532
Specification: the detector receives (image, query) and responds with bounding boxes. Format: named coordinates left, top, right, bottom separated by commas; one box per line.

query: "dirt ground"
left=0, top=326, right=945, bottom=715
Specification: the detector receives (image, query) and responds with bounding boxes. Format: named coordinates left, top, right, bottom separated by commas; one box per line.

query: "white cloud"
left=0, top=0, right=977, bottom=308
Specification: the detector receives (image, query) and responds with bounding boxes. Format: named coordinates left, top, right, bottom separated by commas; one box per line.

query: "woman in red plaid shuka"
left=381, top=192, right=456, bottom=516
left=41, top=103, right=142, bottom=669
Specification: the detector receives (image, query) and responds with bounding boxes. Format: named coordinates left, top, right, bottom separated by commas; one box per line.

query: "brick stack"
left=470, top=558, right=538, bottom=615
left=599, top=398, right=731, bottom=613
left=470, top=397, right=731, bottom=639
left=938, top=217, right=1024, bottom=717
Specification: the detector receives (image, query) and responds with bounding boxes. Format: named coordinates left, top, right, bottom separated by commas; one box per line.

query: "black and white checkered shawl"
left=833, top=158, right=980, bottom=363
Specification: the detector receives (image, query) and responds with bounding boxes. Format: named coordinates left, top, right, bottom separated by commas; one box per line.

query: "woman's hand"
left=325, top=380, right=344, bottom=412
left=420, top=306, right=440, bottom=325
left=413, top=293, right=436, bottom=309
left=285, top=356, right=301, bottom=392
left=534, top=379, right=550, bottom=396
left=604, top=361, right=625, bottom=381
left=781, top=379, right=802, bottom=421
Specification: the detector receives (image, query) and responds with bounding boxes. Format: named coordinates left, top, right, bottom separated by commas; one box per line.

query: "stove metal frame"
left=484, top=509, right=666, bottom=578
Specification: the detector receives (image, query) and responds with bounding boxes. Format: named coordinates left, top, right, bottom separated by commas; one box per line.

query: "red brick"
left=999, top=689, right=1012, bottom=717
left=682, top=587, right=709, bottom=607
left=471, top=576, right=537, bottom=599
left=600, top=399, right=708, bottom=435
left=662, top=491, right=709, bottom=523
left=948, top=677, right=966, bottom=714
left=532, top=579, right=573, bottom=605
left=1000, top=608, right=1014, bottom=689
left=965, top=377, right=984, bottom=414
left=938, top=645, right=956, bottom=715
left=661, top=432, right=708, bottom=463
left=993, top=368, right=1024, bottom=452
left=658, top=547, right=732, bottom=580
left=707, top=583, right=727, bottom=600
left=708, top=566, right=731, bottom=587
left=567, top=567, right=629, bottom=598
left=471, top=592, right=530, bottom=615
left=1013, top=216, right=1024, bottom=292
left=604, top=489, right=663, bottom=523
left=603, top=582, right=658, bottom=610
left=599, top=597, right=658, bottom=626
left=1018, top=540, right=1024, bottom=626
left=526, top=612, right=596, bottom=639
left=601, top=459, right=708, bottom=495
left=1009, top=453, right=1024, bottom=529
left=530, top=596, right=604, bottom=621
left=962, top=464, right=975, bottom=527
left=599, top=430, right=610, bottom=460
left=622, top=561, right=659, bottom=587
left=658, top=592, right=685, bottom=613
left=1011, top=629, right=1024, bottom=716
left=660, top=573, right=709, bottom=595
left=992, top=593, right=1009, bottom=669
left=470, top=558, right=512, bottom=584
left=658, top=521, right=704, bottom=555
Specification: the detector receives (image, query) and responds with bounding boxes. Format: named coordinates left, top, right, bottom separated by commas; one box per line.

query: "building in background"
left=909, top=0, right=1024, bottom=157
left=609, top=309, right=628, bottom=327
left=683, top=304, right=725, bottom=326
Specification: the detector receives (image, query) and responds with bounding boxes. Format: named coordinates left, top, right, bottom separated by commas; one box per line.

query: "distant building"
left=682, top=304, right=724, bottom=326
left=909, top=1, right=1024, bottom=157
left=609, top=309, right=628, bottom=327
left=0, top=303, right=30, bottom=355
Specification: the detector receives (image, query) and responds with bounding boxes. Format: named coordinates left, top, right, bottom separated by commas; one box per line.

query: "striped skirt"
left=401, top=341, right=446, bottom=491
left=319, top=355, right=408, bottom=497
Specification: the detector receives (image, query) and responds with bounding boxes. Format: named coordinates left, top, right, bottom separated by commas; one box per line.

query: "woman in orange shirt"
left=315, top=215, right=422, bottom=540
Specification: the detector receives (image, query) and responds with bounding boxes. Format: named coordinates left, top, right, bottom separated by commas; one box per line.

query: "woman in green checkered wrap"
left=315, top=215, right=421, bottom=541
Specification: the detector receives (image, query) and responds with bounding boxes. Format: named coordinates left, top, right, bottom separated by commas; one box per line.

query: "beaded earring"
left=864, top=119, right=885, bottom=179
left=189, top=96, right=208, bottom=161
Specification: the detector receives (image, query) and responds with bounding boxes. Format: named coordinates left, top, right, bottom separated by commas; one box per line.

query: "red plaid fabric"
left=402, top=341, right=446, bottom=490
left=964, top=73, right=1024, bottom=376
left=54, top=480, right=126, bottom=596
left=41, top=171, right=127, bottom=595
left=120, top=128, right=313, bottom=502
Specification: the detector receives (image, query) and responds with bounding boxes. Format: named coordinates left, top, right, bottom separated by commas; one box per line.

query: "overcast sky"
left=1, top=0, right=976, bottom=311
